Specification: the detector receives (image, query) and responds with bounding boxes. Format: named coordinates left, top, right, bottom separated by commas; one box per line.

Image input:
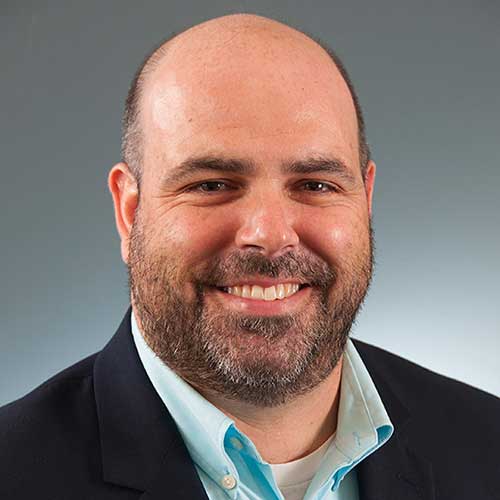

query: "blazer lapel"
left=356, top=433, right=434, bottom=500
left=353, top=340, right=435, bottom=500
left=94, top=308, right=209, bottom=499
left=138, top=431, right=209, bottom=500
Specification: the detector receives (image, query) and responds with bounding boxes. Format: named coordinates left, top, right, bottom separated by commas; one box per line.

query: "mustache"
left=198, top=250, right=337, bottom=289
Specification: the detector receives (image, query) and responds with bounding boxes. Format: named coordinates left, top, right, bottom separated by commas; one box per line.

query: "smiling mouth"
left=215, top=283, right=310, bottom=301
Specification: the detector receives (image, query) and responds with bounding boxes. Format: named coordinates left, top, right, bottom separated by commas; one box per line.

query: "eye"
left=187, top=180, right=234, bottom=193
left=299, top=181, right=339, bottom=193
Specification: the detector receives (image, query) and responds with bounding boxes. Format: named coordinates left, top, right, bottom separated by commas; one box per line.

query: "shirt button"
left=230, top=437, right=244, bottom=450
left=221, top=474, right=237, bottom=490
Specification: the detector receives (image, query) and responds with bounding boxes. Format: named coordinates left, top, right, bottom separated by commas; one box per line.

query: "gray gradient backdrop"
left=1, top=1, right=499, bottom=406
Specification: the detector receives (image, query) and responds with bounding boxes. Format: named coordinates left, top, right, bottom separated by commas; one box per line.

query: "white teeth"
left=251, top=285, right=264, bottom=299
left=226, top=283, right=302, bottom=301
left=264, top=286, right=276, bottom=301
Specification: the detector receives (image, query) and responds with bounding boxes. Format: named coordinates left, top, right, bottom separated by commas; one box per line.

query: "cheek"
left=156, top=208, right=235, bottom=263
left=298, top=210, right=368, bottom=267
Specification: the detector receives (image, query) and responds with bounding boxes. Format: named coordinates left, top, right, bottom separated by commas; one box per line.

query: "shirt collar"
left=131, top=311, right=238, bottom=483
left=308, top=337, right=394, bottom=493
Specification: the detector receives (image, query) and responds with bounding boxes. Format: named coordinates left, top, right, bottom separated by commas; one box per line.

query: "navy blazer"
left=1, top=308, right=499, bottom=499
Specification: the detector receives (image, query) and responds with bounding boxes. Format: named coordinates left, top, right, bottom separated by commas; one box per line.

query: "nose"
left=234, top=189, right=300, bottom=258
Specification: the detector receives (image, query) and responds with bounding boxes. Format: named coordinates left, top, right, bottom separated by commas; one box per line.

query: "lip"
left=207, top=285, right=312, bottom=316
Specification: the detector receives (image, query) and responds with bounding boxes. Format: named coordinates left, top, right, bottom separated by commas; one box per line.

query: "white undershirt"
left=270, top=433, right=336, bottom=500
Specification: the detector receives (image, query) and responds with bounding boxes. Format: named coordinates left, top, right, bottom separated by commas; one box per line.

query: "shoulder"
left=352, top=338, right=500, bottom=455
left=0, top=352, right=97, bottom=425
left=0, top=353, right=103, bottom=497
left=352, top=338, right=499, bottom=412
left=353, top=340, right=500, bottom=496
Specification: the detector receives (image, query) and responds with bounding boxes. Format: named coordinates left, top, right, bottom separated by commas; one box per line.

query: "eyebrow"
left=160, top=156, right=256, bottom=188
left=160, top=154, right=356, bottom=188
left=283, top=156, right=357, bottom=184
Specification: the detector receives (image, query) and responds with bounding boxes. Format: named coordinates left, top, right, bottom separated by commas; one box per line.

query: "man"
left=1, top=13, right=498, bottom=500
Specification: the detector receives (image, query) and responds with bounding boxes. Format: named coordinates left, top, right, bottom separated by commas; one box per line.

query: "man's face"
left=122, top=27, right=376, bottom=406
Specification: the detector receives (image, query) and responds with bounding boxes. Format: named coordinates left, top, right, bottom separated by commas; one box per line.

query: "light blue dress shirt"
left=131, top=311, right=393, bottom=499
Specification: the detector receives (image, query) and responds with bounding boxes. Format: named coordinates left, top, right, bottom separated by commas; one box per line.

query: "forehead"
left=141, top=31, right=359, bottom=175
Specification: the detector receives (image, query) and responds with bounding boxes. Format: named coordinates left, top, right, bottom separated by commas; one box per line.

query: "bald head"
left=121, top=14, right=370, bottom=185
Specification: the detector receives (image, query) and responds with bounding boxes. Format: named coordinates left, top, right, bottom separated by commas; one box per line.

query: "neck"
left=196, top=360, right=343, bottom=464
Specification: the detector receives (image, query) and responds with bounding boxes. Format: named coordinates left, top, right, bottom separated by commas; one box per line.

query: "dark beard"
left=127, top=218, right=374, bottom=407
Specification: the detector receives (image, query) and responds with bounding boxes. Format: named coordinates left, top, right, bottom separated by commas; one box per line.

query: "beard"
left=127, top=214, right=374, bottom=407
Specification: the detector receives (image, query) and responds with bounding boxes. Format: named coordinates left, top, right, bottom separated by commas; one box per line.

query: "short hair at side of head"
left=120, top=30, right=371, bottom=188
left=121, top=34, right=175, bottom=187
left=313, top=38, right=371, bottom=179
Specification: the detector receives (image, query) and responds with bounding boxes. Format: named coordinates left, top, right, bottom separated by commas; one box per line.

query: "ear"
left=363, top=160, right=376, bottom=218
left=108, top=162, right=139, bottom=264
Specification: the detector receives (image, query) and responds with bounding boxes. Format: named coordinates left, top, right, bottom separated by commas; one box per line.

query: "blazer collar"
left=353, top=340, right=435, bottom=500
left=93, top=307, right=209, bottom=499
